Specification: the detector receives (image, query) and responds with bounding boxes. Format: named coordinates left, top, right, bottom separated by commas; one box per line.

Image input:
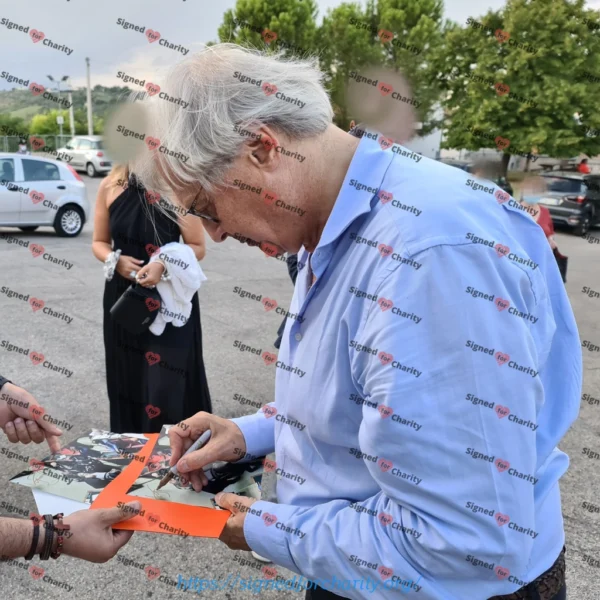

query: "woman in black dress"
left=91, top=165, right=211, bottom=433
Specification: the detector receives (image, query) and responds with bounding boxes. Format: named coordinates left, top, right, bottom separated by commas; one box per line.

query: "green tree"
left=438, top=0, right=600, bottom=174
left=29, top=110, right=71, bottom=135
left=0, top=113, right=28, bottom=135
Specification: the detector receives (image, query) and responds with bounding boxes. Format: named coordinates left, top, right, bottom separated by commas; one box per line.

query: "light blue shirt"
left=232, top=134, right=582, bottom=599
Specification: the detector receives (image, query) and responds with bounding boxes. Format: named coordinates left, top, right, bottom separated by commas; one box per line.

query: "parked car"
left=438, top=159, right=514, bottom=195
left=0, top=153, right=89, bottom=237
left=522, top=172, right=600, bottom=236
left=56, top=135, right=112, bottom=177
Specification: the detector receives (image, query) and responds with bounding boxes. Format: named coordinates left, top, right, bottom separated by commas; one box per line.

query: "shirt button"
left=295, top=333, right=302, bottom=342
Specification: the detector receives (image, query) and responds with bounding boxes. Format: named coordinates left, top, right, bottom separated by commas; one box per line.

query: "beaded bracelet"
left=50, top=513, right=70, bottom=560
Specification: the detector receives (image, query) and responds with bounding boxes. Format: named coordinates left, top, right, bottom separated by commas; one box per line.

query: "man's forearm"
left=0, top=517, right=52, bottom=559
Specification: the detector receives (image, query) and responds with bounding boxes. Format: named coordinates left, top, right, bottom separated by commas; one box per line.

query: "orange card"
left=91, top=434, right=230, bottom=538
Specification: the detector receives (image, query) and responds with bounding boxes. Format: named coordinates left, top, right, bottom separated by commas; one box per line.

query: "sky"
left=0, top=0, right=508, bottom=92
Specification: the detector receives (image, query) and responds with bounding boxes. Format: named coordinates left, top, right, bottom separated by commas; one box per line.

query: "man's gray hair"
left=131, top=43, right=334, bottom=198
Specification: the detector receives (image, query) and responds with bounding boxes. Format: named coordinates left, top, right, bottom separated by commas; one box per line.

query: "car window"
left=543, top=177, right=584, bottom=193
left=0, top=158, right=15, bottom=183
left=91, top=140, right=104, bottom=149
left=67, top=138, right=79, bottom=150
left=78, top=139, right=92, bottom=150
left=22, top=159, right=61, bottom=182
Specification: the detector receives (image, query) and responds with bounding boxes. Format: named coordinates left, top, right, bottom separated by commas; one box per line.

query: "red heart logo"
left=495, top=565, right=510, bottom=579
left=29, top=190, right=44, bottom=204
left=260, top=242, right=280, bottom=257
left=495, top=352, right=509, bottom=366
left=145, top=404, right=161, bottom=418
left=262, top=513, right=277, bottom=526
left=495, top=405, right=510, bottom=418
left=28, top=405, right=45, bottom=419
left=495, top=136, right=510, bottom=151
left=145, top=566, right=161, bottom=580
left=29, top=565, right=45, bottom=579
left=378, top=458, right=393, bottom=472
left=378, top=136, right=394, bottom=150
left=262, top=83, right=278, bottom=96
left=263, top=190, right=278, bottom=205
left=261, top=29, right=278, bottom=45
left=262, top=137, right=275, bottom=151
left=29, top=30, right=45, bottom=43
left=146, top=29, right=161, bottom=43
left=146, top=512, right=161, bottom=525
left=378, top=244, right=393, bottom=258
left=378, top=352, right=393, bottom=366
left=145, top=298, right=160, bottom=312
left=494, top=244, right=509, bottom=258
left=378, top=190, right=393, bottom=204
left=262, top=298, right=278, bottom=311
left=378, top=82, right=393, bottom=96
left=29, top=83, right=45, bottom=96
left=378, top=405, right=393, bottom=418
left=495, top=189, right=510, bottom=204
left=29, top=512, right=43, bottom=525
left=146, top=244, right=160, bottom=257
left=29, top=459, right=45, bottom=472
left=30, top=352, right=44, bottom=366
left=378, top=298, right=393, bottom=311
left=145, top=82, right=161, bottom=96
left=495, top=82, right=510, bottom=96
left=495, top=458, right=510, bottom=472
left=378, top=29, right=393, bottom=43
left=495, top=513, right=510, bottom=526
left=29, top=136, right=45, bottom=150
left=29, top=297, right=45, bottom=312
left=145, top=190, right=160, bottom=205
left=145, top=352, right=161, bottom=366
left=495, top=29, right=510, bottom=43
left=378, top=565, right=394, bottom=580
left=262, top=405, right=277, bottom=419
left=262, top=565, right=277, bottom=578
left=30, top=244, right=44, bottom=258
left=494, top=297, right=510, bottom=311
left=378, top=512, right=393, bottom=526
left=263, top=458, right=277, bottom=472
left=262, top=351, right=277, bottom=366
left=145, top=137, right=161, bottom=151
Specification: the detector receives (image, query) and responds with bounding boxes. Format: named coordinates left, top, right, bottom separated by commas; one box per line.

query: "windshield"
left=543, top=177, right=584, bottom=193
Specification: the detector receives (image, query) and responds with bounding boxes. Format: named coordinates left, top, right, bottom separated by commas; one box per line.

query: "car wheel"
left=54, top=205, right=84, bottom=237
left=86, top=162, right=97, bottom=177
left=574, top=214, right=591, bottom=236
left=19, top=226, right=39, bottom=232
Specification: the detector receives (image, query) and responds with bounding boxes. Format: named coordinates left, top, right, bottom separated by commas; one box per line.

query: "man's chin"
left=259, top=241, right=285, bottom=258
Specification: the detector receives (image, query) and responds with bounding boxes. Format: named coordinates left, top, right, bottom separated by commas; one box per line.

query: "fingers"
left=3, top=422, right=18, bottom=444
left=215, top=492, right=254, bottom=513
left=177, top=443, right=223, bottom=474
left=13, top=418, right=33, bottom=444
left=33, top=415, right=63, bottom=437
left=112, top=529, right=135, bottom=550
left=189, top=469, right=208, bottom=492
left=45, top=433, right=62, bottom=454
left=101, top=501, right=142, bottom=525
left=25, top=420, right=45, bottom=444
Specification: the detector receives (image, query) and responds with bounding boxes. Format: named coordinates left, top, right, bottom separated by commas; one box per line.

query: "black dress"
left=102, top=177, right=212, bottom=433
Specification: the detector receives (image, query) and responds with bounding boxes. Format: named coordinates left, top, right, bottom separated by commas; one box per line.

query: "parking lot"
left=0, top=174, right=599, bottom=599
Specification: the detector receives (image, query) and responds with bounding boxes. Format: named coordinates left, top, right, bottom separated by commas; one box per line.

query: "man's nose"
left=203, top=221, right=228, bottom=243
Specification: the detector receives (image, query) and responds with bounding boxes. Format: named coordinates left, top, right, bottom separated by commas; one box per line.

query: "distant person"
left=91, top=165, right=212, bottom=433
left=17, top=139, right=28, bottom=155
left=577, top=158, right=591, bottom=174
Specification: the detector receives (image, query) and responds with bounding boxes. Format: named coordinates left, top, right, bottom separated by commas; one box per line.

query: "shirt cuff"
left=243, top=500, right=300, bottom=573
left=230, top=412, right=276, bottom=461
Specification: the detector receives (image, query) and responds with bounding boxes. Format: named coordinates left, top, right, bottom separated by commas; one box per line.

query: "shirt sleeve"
left=242, top=243, right=549, bottom=600
left=230, top=404, right=276, bottom=461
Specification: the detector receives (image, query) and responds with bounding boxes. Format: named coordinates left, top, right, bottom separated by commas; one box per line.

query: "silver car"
left=57, top=135, right=113, bottom=177
left=0, top=153, right=89, bottom=237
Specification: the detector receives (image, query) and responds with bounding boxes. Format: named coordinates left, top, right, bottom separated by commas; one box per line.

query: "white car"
left=57, top=135, right=112, bottom=177
left=0, top=153, right=89, bottom=237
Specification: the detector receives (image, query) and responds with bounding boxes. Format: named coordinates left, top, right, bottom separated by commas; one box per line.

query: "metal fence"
left=1, top=135, right=73, bottom=154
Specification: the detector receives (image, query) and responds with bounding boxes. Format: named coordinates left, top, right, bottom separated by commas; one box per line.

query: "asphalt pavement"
left=0, top=174, right=599, bottom=600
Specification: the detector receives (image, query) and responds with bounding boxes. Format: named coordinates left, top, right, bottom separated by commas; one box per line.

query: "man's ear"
left=245, top=125, right=280, bottom=170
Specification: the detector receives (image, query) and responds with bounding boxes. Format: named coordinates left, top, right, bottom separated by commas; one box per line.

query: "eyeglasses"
left=187, top=192, right=221, bottom=224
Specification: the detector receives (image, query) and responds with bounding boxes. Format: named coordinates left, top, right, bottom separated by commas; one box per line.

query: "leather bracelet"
left=50, top=513, right=70, bottom=560
left=39, top=515, right=55, bottom=560
left=24, top=516, right=40, bottom=560
left=0, top=376, right=12, bottom=391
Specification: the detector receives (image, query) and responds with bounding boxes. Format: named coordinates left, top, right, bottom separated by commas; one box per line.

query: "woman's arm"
left=178, top=213, right=207, bottom=261
left=91, top=177, right=114, bottom=263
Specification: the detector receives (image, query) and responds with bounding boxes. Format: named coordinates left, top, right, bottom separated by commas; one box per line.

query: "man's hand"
left=0, top=383, right=62, bottom=453
left=61, top=502, right=140, bottom=563
left=215, top=492, right=255, bottom=551
left=168, top=412, right=247, bottom=492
